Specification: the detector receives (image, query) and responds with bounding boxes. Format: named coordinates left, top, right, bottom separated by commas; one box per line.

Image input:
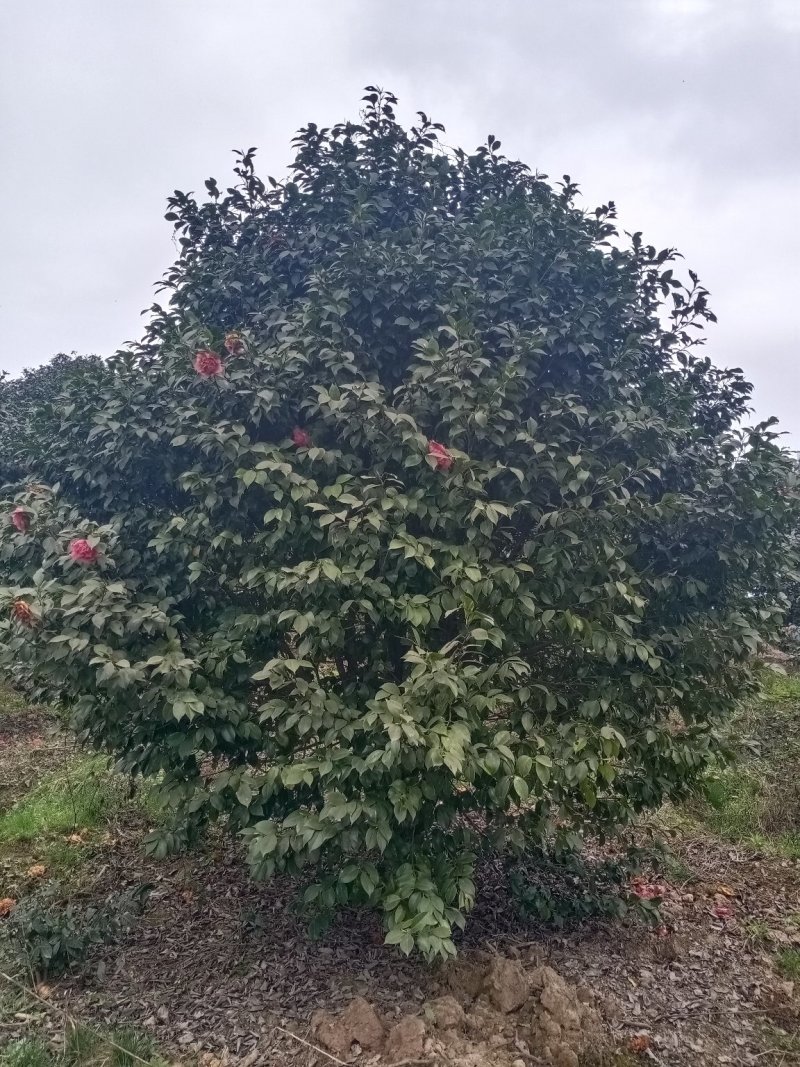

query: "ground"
left=2, top=673, right=800, bottom=1066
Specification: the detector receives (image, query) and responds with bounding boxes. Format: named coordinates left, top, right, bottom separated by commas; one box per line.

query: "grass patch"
left=0, top=686, right=29, bottom=716
left=0, top=1025, right=166, bottom=1067
left=759, top=670, right=800, bottom=704
left=1, top=1039, right=53, bottom=1067
left=690, top=669, right=800, bottom=855
left=756, top=1021, right=800, bottom=1057
left=775, top=948, right=800, bottom=981
left=742, top=919, right=772, bottom=946
left=702, top=768, right=800, bottom=858
left=0, top=759, right=130, bottom=844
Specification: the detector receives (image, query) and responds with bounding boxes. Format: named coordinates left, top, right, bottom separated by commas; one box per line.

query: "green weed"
left=1, top=1039, right=53, bottom=1067
left=759, top=671, right=800, bottom=703
left=742, top=919, right=771, bottom=946
left=775, top=948, right=800, bottom=980
left=0, top=1026, right=166, bottom=1067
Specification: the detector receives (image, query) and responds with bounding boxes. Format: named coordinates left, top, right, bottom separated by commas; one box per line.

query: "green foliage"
left=0, top=89, right=798, bottom=958
left=4, top=883, right=148, bottom=977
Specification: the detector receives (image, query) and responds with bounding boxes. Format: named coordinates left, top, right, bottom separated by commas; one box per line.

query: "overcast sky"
left=1, top=0, right=798, bottom=444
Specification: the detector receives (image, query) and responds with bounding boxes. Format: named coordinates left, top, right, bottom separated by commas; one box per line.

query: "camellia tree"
left=0, top=353, right=106, bottom=485
left=1, top=90, right=798, bottom=958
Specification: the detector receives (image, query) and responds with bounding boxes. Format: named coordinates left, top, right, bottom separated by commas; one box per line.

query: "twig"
left=0, top=970, right=156, bottom=1067
left=273, top=1025, right=430, bottom=1067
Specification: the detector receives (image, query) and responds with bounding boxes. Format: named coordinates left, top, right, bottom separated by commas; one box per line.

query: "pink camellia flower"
left=223, top=331, right=245, bottom=355
left=193, top=349, right=224, bottom=377
left=291, top=427, right=312, bottom=447
left=12, top=600, right=36, bottom=627
left=711, top=903, right=734, bottom=921
left=10, top=508, right=29, bottom=533
left=427, top=440, right=454, bottom=472
left=69, top=538, right=99, bottom=565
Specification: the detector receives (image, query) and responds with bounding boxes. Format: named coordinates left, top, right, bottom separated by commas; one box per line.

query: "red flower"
left=292, top=427, right=312, bottom=447
left=427, top=440, right=454, bottom=472
left=193, top=350, right=224, bottom=377
left=69, top=538, right=99, bottom=565
left=223, top=332, right=245, bottom=355
left=12, top=600, right=36, bottom=627
left=10, top=508, right=29, bottom=533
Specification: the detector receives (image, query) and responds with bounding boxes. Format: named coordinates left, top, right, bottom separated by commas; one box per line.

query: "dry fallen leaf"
left=0, top=897, right=16, bottom=917
left=26, top=864, right=47, bottom=879
left=628, top=1033, right=652, bottom=1054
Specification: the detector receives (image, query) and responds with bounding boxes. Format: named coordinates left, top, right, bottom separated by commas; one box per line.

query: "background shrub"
left=5, top=883, right=148, bottom=977
left=0, top=355, right=106, bottom=487
left=0, top=89, right=797, bottom=958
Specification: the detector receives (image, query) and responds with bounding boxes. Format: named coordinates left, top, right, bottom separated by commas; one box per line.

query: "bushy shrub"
left=0, top=89, right=797, bottom=958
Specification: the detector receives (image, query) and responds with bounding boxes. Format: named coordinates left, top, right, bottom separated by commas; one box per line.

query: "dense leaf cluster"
left=1, top=90, right=797, bottom=957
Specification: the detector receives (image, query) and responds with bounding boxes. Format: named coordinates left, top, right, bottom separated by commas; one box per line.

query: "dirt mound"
left=309, top=953, right=609, bottom=1065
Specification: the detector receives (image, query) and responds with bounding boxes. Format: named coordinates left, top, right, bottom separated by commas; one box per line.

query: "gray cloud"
left=1, top=0, right=798, bottom=444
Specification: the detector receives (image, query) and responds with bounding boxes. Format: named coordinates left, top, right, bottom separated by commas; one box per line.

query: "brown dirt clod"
left=310, top=995, right=386, bottom=1058
left=428, top=995, right=467, bottom=1030
left=483, top=956, right=530, bottom=1014
left=384, top=1015, right=426, bottom=1061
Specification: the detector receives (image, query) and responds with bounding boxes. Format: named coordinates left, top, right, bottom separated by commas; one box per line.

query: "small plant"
left=775, top=947, right=800, bottom=981
left=5, top=882, right=149, bottom=977
left=742, top=919, right=771, bottom=947
left=509, top=846, right=662, bottom=927
left=776, top=624, right=800, bottom=656
left=0, top=1040, right=53, bottom=1067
